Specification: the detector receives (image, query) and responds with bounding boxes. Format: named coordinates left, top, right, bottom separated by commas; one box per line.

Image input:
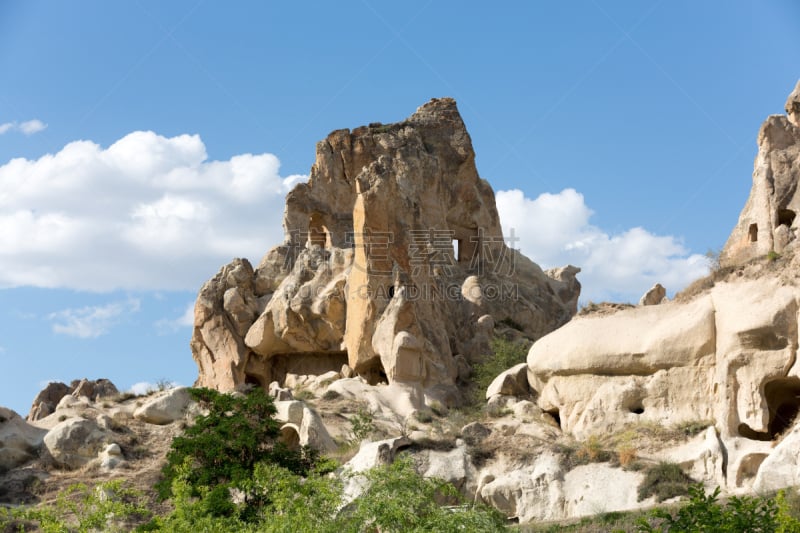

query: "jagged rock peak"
left=722, top=79, right=800, bottom=266
left=191, top=98, right=581, bottom=403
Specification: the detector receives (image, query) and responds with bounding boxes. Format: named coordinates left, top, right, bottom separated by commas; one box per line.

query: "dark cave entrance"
left=309, top=213, right=329, bottom=249
left=778, top=209, right=796, bottom=228
left=749, top=223, right=758, bottom=242
left=546, top=408, right=561, bottom=430
left=271, top=351, right=349, bottom=387
left=738, top=377, right=800, bottom=441
left=356, top=358, right=389, bottom=386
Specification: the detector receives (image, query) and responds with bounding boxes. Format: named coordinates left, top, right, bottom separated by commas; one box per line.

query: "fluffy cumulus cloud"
left=48, top=298, right=141, bottom=338
left=0, top=131, right=305, bottom=291
left=496, top=188, right=709, bottom=303
left=0, top=119, right=48, bottom=135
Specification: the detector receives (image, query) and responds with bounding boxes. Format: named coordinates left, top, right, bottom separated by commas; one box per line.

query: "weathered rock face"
left=192, top=98, right=580, bottom=398
left=28, top=378, right=119, bottom=422
left=722, top=80, right=800, bottom=265
left=0, top=408, right=46, bottom=471
left=525, top=81, right=800, bottom=493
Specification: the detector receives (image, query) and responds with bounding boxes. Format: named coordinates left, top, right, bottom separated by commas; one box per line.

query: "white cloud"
left=0, top=131, right=306, bottom=291
left=128, top=380, right=180, bottom=395
left=18, top=119, right=47, bottom=135
left=155, top=302, right=195, bottom=334
left=496, top=188, right=709, bottom=303
left=48, top=298, right=141, bottom=338
left=0, top=119, right=47, bottom=135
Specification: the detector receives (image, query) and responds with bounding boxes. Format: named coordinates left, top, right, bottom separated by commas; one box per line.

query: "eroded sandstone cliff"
left=191, top=98, right=580, bottom=403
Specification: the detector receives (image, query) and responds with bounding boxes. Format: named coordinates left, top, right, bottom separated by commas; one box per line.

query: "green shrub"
left=156, top=387, right=318, bottom=500
left=3, top=480, right=149, bottom=532
left=638, top=485, right=786, bottom=532
left=472, top=336, right=531, bottom=404
left=349, top=405, right=376, bottom=444
left=638, top=462, right=693, bottom=502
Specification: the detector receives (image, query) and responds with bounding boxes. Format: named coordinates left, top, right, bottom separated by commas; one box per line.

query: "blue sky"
left=1, top=1, right=798, bottom=414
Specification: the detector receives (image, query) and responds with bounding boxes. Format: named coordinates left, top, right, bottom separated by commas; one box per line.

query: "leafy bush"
left=1, top=480, right=149, bottom=532
left=349, top=405, right=376, bottom=444
left=638, top=462, right=693, bottom=502
left=637, top=485, right=800, bottom=532
left=156, top=387, right=318, bottom=500
left=147, top=454, right=507, bottom=532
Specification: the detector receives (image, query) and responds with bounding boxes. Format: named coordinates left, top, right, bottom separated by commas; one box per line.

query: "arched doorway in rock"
left=279, top=424, right=301, bottom=451
left=738, top=377, right=800, bottom=441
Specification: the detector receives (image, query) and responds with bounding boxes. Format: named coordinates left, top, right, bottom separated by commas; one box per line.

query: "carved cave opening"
left=309, top=213, right=329, bottom=249
left=244, top=373, right=267, bottom=389
left=738, top=377, right=800, bottom=441
left=279, top=425, right=301, bottom=451
left=778, top=209, right=796, bottom=228
left=749, top=223, right=758, bottom=243
left=357, top=358, right=389, bottom=386
left=765, top=378, right=800, bottom=437
left=271, top=351, right=349, bottom=387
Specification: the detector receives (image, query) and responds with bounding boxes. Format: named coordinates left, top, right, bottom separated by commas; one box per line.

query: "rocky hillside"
left=2, top=81, right=800, bottom=529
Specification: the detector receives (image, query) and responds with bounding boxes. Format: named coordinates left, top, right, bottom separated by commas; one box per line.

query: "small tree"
left=156, top=387, right=317, bottom=500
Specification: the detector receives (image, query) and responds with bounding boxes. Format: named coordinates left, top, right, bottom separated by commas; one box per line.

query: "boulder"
left=753, top=423, right=800, bottom=492
left=71, top=378, right=118, bottom=400
left=486, top=363, right=530, bottom=399
left=298, top=407, right=336, bottom=452
left=638, top=283, right=666, bottom=306
left=562, top=464, right=647, bottom=518
left=479, top=452, right=565, bottom=522
left=43, top=418, right=107, bottom=469
left=27, top=382, right=70, bottom=422
left=0, top=407, right=46, bottom=471
left=133, top=387, right=192, bottom=425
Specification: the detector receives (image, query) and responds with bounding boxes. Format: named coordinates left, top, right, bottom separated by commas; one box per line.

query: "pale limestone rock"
left=479, top=452, right=564, bottom=522
left=191, top=98, right=580, bottom=404
left=0, top=407, right=45, bottom=471
left=274, top=400, right=305, bottom=425
left=658, top=426, right=725, bottom=485
left=722, top=80, right=800, bottom=265
left=98, top=443, right=125, bottom=471
left=133, top=387, right=192, bottom=425
left=341, top=436, right=411, bottom=502
left=753, top=424, right=800, bottom=492
left=298, top=407, right=336, bottom=452
left=638, top=283, right=666, bottom=306
left=562, top=464, right=647, bottom=518
left=486, top=363, right=530, bottom=400
left=417, top=441, right=474, bottom=492
left=268, top=381, right=293, bottom=401
left=527, top=276, right=800, bottom=485
left=44, top=418, right=107, bottom=469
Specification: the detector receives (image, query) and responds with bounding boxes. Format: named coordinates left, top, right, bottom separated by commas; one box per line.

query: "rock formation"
left=191, top=98, right=581, bottom=402
left=28, top=378, right=119, bottom=422
left=721, top=80, right=800, bottom=265
left=526, top=80, right=800, bottom=493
